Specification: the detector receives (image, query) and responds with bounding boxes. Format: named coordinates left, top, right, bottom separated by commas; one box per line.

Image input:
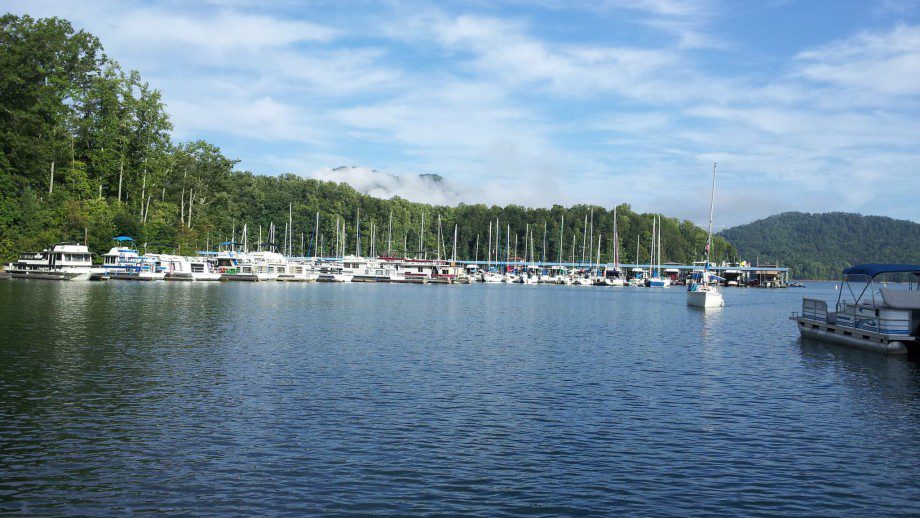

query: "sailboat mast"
left=526, top=224, right=530, bottom=263
left=635, top=234, right=639, bottom=268
left=495, top=218, right=500, bottom=264
left=357, top=209, right=362, bottom=257
left=558, top=215, right=564, bottom=264
left=487, top=221, right=492, bottom=267
left=595, top=234, right=602, bottom=276
left=705, top=163, right=717, bottom=270
left=613, top=207, right=619, bottom=269
left=314, top=212, right=319, bottom=258
left=542, top=221, right=547, bottom=263
left=588, top=208, right=593, bottom=268
left=657, top=215, right=661, bottom=277
left=649, top=218, right=655, bottom=276
left=506, top=224, right=510, bottom=265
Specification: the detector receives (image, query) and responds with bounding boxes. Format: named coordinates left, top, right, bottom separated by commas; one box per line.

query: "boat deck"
left=791, top=316, right=915, bottom=354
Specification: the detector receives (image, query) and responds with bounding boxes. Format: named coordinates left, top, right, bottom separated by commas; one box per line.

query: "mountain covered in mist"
left=310, top=167, right=469, bottom=206
left=720, top=212, right=920, bottom=279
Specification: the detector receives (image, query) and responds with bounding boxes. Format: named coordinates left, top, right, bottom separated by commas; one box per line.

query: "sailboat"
left=647, top=215, right=670, bottom=287
left=687, top=163, right=725, bottom=308
left=605, top=208, right=626, bottom=286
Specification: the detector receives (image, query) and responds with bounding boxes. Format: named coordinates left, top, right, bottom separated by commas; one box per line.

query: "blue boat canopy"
left=691, top=272, right=726, bottom=282
left=842, top=264, right=920, bottom=277
left=113, top=236, right=134, bottom=242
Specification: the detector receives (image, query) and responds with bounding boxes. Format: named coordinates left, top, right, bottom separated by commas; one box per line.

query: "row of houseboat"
left=3, top=240, right=730, bottom=287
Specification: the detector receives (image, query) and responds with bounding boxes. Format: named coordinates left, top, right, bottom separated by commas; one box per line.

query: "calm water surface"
left=1, top=280, right=918, bottom=515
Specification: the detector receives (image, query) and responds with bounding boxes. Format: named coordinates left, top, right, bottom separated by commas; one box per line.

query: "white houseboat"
left=5, top=242, right=98, bottom=280
left=223, top=250, right=287, bottom=281
left=163, top=254, right=222, bottom=281
left=791, top=264, right=919, bottom=354
left=277, top=259, right=319, bottom=282
left=101, top=237, right=163, bottom=280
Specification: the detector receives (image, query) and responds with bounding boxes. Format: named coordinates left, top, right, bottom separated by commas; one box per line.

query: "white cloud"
left=794, top=24, right=920, bottom=96
left=6, top=1, right=919, bottom=226
left=308, top=166, right=476, bottom=206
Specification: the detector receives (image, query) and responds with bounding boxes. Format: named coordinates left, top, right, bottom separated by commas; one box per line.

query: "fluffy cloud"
left=794, top=24, right=920, bottom=96
left=6, top=1, right=919, bottom=226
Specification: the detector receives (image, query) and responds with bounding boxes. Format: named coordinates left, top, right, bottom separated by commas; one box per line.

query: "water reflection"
left=1, top=280, right=918, bottom=515
left=798, top=337, right=920, bottom=394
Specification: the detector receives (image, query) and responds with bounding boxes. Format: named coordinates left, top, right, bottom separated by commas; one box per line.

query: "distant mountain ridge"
left=719, top=212, right=920, bottom=279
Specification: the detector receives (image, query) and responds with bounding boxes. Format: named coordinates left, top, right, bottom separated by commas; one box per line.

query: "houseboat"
left=791, top=264, right=919, bottom=354
left=5, top=242, right=98, bottom=280
left=222, top=249, right=285, bottom=281
left=163, top=254, right=222, bottom=281
left=344, top=256, right=404, bottom=283
left=316, top=260, right=353, bottom=282
left=277, top=260, right=319, bottom=282
left=102, top=237, right=163, bottom=280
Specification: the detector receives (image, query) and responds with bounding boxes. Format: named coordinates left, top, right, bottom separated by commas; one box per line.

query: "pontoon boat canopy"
left=842, top=264, right=920, bottom=277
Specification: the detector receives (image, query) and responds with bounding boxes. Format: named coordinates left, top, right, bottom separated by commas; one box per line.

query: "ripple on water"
left=0, top=280, right=918, bottom=515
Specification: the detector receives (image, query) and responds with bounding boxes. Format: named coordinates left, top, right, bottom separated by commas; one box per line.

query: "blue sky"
left=9, top=0, right=920, bottom=227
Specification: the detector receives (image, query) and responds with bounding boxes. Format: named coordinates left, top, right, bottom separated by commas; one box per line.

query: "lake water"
left=1, top=280, right=918, bottom=515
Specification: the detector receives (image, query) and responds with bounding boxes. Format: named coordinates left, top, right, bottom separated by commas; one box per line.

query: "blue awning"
left=842, top=264, right=920, bottom=277
left=113, top=236, right=134, bottom=242
left=691, top=272, right=726, bottom=282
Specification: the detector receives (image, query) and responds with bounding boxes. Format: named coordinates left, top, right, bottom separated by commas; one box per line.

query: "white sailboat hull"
left=687, top=289, right=724, bottom=308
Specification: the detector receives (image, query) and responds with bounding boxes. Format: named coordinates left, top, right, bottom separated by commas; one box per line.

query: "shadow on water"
left=796, top=336, right=920, bottom=396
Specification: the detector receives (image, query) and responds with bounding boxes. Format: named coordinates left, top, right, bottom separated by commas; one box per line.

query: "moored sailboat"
left=687, top=163, right=724, bottom=308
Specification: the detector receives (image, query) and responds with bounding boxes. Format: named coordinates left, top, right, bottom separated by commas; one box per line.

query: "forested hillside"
left=720, top=212, right=920, bottom=279
left=0, top=14, right=734, bottom=265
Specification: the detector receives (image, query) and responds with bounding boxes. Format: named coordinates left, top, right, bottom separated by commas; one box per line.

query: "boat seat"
left=880, top=288, right=920, bottom=310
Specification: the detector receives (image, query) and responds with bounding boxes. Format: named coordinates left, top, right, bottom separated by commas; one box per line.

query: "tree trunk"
left=117, top=155, right=124, bottom=202
left=49, top=161, right=54, bottom=194
left=139, top=169, right=146, bottom=217
left=187, top=188, right=193, bottom=228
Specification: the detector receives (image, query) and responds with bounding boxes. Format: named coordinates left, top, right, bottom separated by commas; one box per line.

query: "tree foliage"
left=720, top=212, right=920, bottom=279
left=0, top=14, right=735, bottom=265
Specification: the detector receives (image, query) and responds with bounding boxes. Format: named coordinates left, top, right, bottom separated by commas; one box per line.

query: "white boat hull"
left=317, top=273, right=353, bottom=282
left=9, top=268, right=95, bottom=281
left=648, top=277, right=671, bottom=288
left=687, top=289, right=724, bottom=307
left=277, top=273, right=319, bottom=282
